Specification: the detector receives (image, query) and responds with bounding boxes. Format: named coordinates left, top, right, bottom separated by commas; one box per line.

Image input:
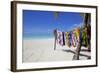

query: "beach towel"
left=56, top=30, right=65, bottom=46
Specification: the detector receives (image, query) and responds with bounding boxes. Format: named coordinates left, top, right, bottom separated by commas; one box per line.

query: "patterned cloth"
left=75, top=28, right=81, bottom=47
left=81, top=28, right=88, bottom=47
left=65, top=32, right=70, bottom=47
left=56, top=30, right=65, bottom=46
left=72, top=30, right=76, bottom=47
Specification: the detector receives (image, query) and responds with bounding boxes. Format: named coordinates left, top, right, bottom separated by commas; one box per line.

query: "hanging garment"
left=81, top=27, right=88, bottom=47
left=75, top=28, right=81, bottom=47
left=65, top=32, right=70, bottom=47
left=56, top=30, right=65, bottom=46
left=69, top=31, right=72, bottom=47
left=72, top=30, right=76, bottom=47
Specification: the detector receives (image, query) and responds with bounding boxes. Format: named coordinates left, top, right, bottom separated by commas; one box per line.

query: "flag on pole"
left=56, top=30, right=65, bottom=46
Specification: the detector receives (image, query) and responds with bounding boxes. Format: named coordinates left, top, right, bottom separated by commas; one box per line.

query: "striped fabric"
left=56, top=30, right=65, bottom=46
left=72, top=31, right=76, bottom=47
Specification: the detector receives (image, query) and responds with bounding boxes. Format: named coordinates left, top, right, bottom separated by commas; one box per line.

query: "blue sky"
left=23, top=10, right=83, bottom=38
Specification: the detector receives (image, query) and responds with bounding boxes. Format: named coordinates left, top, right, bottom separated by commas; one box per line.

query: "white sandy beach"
left=22, top=38, right=90, bottom=63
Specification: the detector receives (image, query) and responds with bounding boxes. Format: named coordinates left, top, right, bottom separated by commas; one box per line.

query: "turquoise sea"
left=23, top=34, right=54, bottom=40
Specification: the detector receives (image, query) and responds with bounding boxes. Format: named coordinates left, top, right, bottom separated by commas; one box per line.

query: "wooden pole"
left=75, top=41, right=81, bottom=60
left=73, top=39, right=81, bottom=60
left=54, top=29, right=57, bottom=50
left=73, top=13, right=91, bottom=60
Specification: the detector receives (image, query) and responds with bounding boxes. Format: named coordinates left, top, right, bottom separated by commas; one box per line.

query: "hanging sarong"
left=75, top=28, right=81, bottom=47
left=65, top=32, right=70, bottom=47
left=69, top=31, right=72, bottom=47
left=56, top=30, right=65, bottom=46
left=82, top=28, right=88, bottom=47
left=72, top=30, right=76, bottom=47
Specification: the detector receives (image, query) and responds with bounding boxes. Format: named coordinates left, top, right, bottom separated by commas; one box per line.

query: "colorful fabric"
left=54, top=26, right=90, bottom=48
left=72, top=30, right=76, bottom=47
left=65, top=32, right=70, bottom=47
left=74, top=28, right=81, bottom=47
left=56, top=30, right=65, bottom=46
left=82, top=28, right=88, bottom=47
left=69, top=31, right=72, bottom=46
left=75, top=28, right=80, bottom=40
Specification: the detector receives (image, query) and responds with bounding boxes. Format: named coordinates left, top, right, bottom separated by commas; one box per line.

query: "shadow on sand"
left=62, top=49, right=91, bottom=60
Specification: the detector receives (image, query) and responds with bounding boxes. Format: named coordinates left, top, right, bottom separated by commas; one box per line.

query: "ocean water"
left=23, top=35, right=54, bottom=40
